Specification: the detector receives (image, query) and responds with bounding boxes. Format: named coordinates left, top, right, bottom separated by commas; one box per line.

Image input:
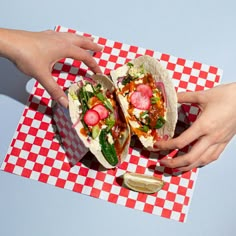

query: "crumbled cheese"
left=101, top=124, right=107, bottom=129
left=84, top=83, right=93, bottom=93
left=134, top=79, right=143, bottom=84
left=140, top=113, right=149, bottom=124
left=107, top=132, right=114, bottom=145
left=128, top=65, right=146, bottom=78
left=132, top=108, right=142, bottom=119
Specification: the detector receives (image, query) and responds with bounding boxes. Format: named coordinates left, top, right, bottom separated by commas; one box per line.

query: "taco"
left=68, top=74, right=131, bottom=169
left=110, top=55, right=178, bottom=151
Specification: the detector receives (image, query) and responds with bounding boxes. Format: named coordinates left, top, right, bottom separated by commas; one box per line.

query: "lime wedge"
left=123, top=172, right=164, bottom=194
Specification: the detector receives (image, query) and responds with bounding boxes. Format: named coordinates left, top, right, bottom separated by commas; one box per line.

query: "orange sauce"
left=79, top=90, right=130, bottom=161
left=80, top=127, right=87, bottom=137
left=120, top=73, right=165, bottom=137
left=88, top=96, right=101, bottom=107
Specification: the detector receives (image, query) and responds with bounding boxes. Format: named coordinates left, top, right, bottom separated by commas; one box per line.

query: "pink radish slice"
left=130, top=91, right=151, bottom=110
left=136, top=84, right=153, bottom=97
left=83, top=77, right=96, bottom=85
left=92, top=104, right=109, bottom=120
left=83, top=109, right=100, bottom=126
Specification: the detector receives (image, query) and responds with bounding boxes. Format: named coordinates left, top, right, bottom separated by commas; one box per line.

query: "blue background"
left=1, top=0, right=236, bottom=235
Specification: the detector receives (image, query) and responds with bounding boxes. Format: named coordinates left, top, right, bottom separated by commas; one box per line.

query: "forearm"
left=0, top=28, right=23, bottom=62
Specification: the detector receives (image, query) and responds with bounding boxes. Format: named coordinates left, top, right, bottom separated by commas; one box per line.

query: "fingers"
left=177, top=90, right=204, bottom=104
left=160, top=140, right=226, bottom=172
left=68, top=45, right=102, bottom=74
left=155, top=119, right=203, bottom=150
left=74, top=35, right=103, bottom=52
left=66, top=32, right=103, bottom=52
left=155, top=89, right=208, bottom=150
left=55, top=32, right=103, bottom=74
left=200, top=142, right=227, bottom=166
left=160, top=135, right=210, bottom=168
left=38, top=32, right=103, bottom=106
left=179, top=143, right=226, bottom=172
left=47, top=30, right=102, bottom=51
left=37, top=72, right=68, bottom=108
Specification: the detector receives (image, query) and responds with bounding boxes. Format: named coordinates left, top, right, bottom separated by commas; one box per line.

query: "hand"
left=155, top=83, right=236, bottom=172
left=0, top=28, right=103, bottom=107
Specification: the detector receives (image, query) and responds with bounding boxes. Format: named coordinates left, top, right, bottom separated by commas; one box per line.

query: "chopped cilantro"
left=127, top=62, right=134, bottom=67
left=139, top=125, right=149, bottom=133
left=155, top=117, right=166, bottom=129
left=151, top=96, right=160, bottom=104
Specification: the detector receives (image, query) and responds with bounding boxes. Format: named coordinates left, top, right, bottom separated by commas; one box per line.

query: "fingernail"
left=172, top=168, right=180, bottom=173
left=86, top=36, right=94, bottom=40
left=57, top=96, right=69, bottom=108
left=153, top=143, right=159, bottom=149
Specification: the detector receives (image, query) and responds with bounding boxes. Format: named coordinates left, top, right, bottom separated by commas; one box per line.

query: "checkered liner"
left=52, top=104, right=88, bottom=166
left=0, top=25, right=222, bottom=222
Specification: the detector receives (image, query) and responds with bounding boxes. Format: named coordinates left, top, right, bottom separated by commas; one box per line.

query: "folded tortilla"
left=68, top=74, right=131, bottom=169
left=110, top=55, right=178, bottom=151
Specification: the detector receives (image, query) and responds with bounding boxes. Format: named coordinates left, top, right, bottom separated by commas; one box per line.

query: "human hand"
left=155, top=83, right=236, bottom=172
left=0, top=29, right=103, bottom=107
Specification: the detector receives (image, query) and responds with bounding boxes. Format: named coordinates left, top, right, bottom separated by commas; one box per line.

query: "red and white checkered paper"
left=1, top=25, right=222, bottom=222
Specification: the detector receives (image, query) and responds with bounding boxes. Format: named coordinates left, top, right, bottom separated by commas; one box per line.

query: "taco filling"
left=69, top=79, right=129, bottom=167
left=116, top=62, right=167, bottom=141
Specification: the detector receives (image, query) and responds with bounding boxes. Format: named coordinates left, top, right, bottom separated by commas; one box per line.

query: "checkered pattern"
left=0, top=25, right=222, bottom=223
left=52, top=104, right=88, bottom=166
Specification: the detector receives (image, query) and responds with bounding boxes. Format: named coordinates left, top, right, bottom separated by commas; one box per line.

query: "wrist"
left=0, top=28, right=21, bottom=62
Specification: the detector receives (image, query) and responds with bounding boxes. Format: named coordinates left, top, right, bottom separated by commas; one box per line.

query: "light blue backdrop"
left=1, top=1, right=236, bottom=235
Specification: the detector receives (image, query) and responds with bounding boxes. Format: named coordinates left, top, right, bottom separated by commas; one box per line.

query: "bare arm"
left=0, top=28, right=102, bottom=107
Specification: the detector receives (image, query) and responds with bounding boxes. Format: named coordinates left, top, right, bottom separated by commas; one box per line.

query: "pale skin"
left=155, top=83, right=236, bottom=172
left=1, top=28, right=235, bottom=171
left=0, top=28, right=103, bottom=107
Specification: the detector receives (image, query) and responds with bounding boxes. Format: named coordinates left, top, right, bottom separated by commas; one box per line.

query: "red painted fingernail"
left=172, top=168, right=180, bottom=172
left=153, top=143, right=159, bottom=149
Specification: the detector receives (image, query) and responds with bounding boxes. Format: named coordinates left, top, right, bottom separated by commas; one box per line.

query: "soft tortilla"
left=110, top=55, right=178, bottom=151
left=68, top=74, right=131, bottom=169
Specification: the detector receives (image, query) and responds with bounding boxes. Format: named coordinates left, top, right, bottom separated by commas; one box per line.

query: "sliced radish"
left=83, top=77, right=96, bottom=85
left=136, top=84, right=153, bottom=97
left=130, top=91, right=151, bottom=110
left=83, top=109, right=100, bottom=126
left=92, top=104, right=109, bottom=120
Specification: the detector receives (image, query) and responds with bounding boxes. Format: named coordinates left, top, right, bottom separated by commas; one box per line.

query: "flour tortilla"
left=68, top=74, right=131, bottom=169
left=110, top=55, right=178, bottom=151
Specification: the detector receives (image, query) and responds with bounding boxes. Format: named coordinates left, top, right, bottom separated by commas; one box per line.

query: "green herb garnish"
left=155, top=117, right=166, bottom=129
left=140, top=111, right=148, bottom=118
left=105, top=114, right=115, bottom=131
left=121, top=74, right=133, bottom=85
left=92, top=83, right=102, bottom=93
left=96, top=92, right=114, bottom=111
left=127, top=62, right=134, bottom=67
left=151, top=96, right=160, bottom=104
left=139, top=125, right=149, bottom=133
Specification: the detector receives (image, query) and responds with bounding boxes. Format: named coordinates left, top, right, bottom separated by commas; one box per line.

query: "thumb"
left=37, top=73, right=68, bottom=108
